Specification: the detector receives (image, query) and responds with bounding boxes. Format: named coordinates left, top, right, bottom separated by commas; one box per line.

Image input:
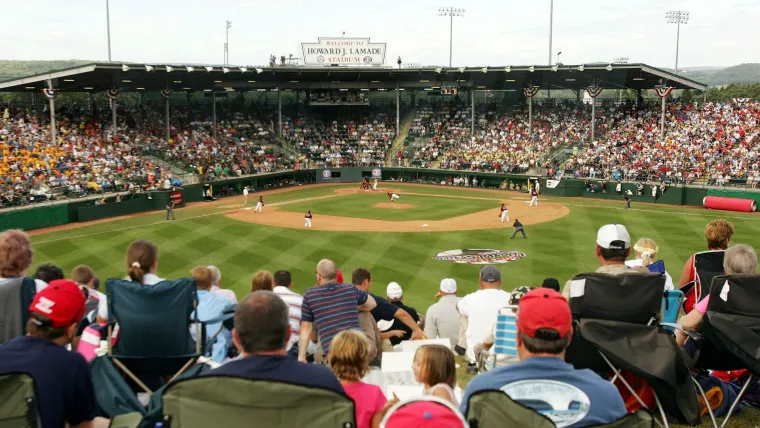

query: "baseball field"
left=26, top=182, right=760, bottom=427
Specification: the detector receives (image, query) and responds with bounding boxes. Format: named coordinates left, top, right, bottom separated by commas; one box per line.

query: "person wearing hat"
left=460, top=289, right=627, bottom=427
left=424, top=278, right=462, bottom=352
left=541, top=278, right=560, bottom=292
left=457, top=265, right=512, bottom=374
left=0, top=279, right=105, bottom=428
left=562, top=224, right=648, bottom=299
left=384, top=282, right=423, bottom=346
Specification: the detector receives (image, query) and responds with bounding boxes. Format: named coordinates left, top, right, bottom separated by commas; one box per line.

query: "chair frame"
left=479, top=305, right=518, bottom=372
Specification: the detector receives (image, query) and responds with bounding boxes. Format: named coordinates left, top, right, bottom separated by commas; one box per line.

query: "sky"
left=1, top=0, right=758, bottom=69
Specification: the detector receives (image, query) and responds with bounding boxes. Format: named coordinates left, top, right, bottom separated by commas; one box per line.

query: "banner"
left=523, top=87, right=539, bottom=98
left=160, top=89, right=173, bottom=100
left=654, top=87, right=674, bottom=98
left=106, top=89, right=120, bottom=101
left=585, top=87, right=603, bottom=98
left=301, top=38, right=386, bottom=66
left=546, top=179, right=561, bottom=189
left=170, top=190, right=183, bottom=205
left=41, top=88, right=55, bottom=99
left=371, top=168, right=382, bottom=178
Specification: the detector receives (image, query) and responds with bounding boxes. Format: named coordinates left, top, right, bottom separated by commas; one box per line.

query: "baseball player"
left=624, top=194, right=631, bottom=209
left=166, top=201, right=176, bottom=221
left=499, top=203, right=510, bottom=223
left=529, top=188, right=539, bottom=207
left=304, top=211, right=313, bottom=228
left=373, top=178, right=378, bottom=191
left=387, top=192, right=400, bottom=204
left=511, top=219, right=527, bottom=239
left=255, top=196, right=264, bottom=213
left=243, top=186, right=249, bottom=205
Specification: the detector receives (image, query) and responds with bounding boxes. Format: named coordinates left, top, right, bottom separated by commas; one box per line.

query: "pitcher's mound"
left=374, top=203, right=415, bottom=209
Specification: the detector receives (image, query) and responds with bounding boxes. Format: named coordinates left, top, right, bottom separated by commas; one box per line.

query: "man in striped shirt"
left=298, top=259, right=376, bottom=362
left=273, top=270, right=303, bottom=357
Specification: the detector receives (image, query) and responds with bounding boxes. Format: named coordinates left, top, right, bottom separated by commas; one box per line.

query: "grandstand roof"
left=0, top=62, right=708, bottom=93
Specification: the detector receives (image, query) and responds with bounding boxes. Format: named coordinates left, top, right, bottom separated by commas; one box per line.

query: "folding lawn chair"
left=0, top=373, right=40, bottom=428
left=161, top=377, right=356, bottom=428
left=661, top=290, right=684, bottom=334
left=478, top=305, right=519, bottom=372
left=680, top=250, right=725, bottom=314
left=0, top=277, right=37, bottom=344
left=565, top=272, right=701, bottom=428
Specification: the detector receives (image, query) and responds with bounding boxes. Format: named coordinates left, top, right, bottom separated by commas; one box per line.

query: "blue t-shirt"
left=0, top=336, right=97, bottom=427
left=301, top=284, right=368, bottom=354
left=461, top=357, right=626, bottom=428
left=204, top=354, right=344, bottom=394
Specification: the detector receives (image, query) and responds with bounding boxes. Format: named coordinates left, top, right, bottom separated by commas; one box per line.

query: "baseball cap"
left=336, top=270, right=344, bottom=284
left=596, top=224, right=631, bottom=251
left=479, top=265, right=501, bottom=283
left=382, top=399, right=467, bottom=428
left=517, top=289, right=572, bottom=339
left=29, top=279, right=86, bottom=328
left=387, top=282, right=403, bottom=299
left=377, top=319, right=394, bottom=332
left=436, top=278, right=457, bottom=297
left=541, top=278, right=560, bottom=292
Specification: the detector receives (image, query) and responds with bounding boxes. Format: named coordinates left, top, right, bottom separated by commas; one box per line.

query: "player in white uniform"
left=255, top=196, right=264, bottom=213
left=304, top=211, right=312, bottom=228
left=373, top=178, right=378, bottom=191
left=529, top=188, right=538, bottom=207
left=243, top=186, right=249, bottom=205
left=500, top=203, right=509, bottom=223
left=387, top=192, right=400, bottom=204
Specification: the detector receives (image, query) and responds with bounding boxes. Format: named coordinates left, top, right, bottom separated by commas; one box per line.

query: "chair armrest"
left=659, top=323, right=702, bottom=341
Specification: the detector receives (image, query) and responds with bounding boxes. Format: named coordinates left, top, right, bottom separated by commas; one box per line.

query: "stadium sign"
left=301, top=38, right=386, bottom=66
left=433, top=249, right=526, bottom=264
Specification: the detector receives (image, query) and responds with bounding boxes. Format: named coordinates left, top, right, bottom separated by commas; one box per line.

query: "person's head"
left=387, top=282, right=403, bottom=302
left=541, top=278, right=560, bottom=292
left=412, top=344, right=456, bottom=389
left=436, top=278, right=457, bottom=297
left=595, top=224, right=631, bottom=265
left=479, top=265, right=502, bottom=289
left=633, top=238, right=660, bottom=267
left=251, top=270, right=274, bottom=292
left=308, top=210, right=311, bottom=214
left=71, top=265, right=95, bottom=288
left=351, top=268, right=372, bottom=292
left=232, top=290, right=289, bottom=356
left=191, top=266, right=213, bottom=291
left=0, top=229, right=33, bottom=278
left=516, top=289, right=573, bottom=360
left=26, top=279, right=86, bottom=346
left=316, top=259, right=338, bottom=285
left=34, top=263, right=64, bottom=284
left=327, top=330, right=373, bottom=382
left=705, top=219, right=734, bottom=250
left=274, top=270, right=292, bottom=289
left=723, top=244, right=757, bottom=274
left=126, top=240, right=158, bottom=284
left=207, top=265, right=222, bottom=287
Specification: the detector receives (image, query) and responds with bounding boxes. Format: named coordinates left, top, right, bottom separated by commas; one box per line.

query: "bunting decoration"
left=585, top=86, right=603, bottom=98
left=160, top=89, right=173, bottom=100
left=106, top=89, right=120, bottom=101
left=654, top=87, right=674, bottom=98
left=523, top=87, right=539, bottom=98
left=41, top=88, right=55, bottom=99
left=733, top=98, right=752, bottom=106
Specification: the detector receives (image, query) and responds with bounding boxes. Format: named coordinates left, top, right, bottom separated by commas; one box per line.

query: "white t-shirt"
left=243, top=188, right=249, bottom=196
left=458, top=288, right=512, bottom=354
left=273, top=286, right=304, bottom=351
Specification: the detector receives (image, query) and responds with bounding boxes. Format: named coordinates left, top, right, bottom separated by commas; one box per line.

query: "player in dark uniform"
left=624, top=195, right=631, bottom=209
left=304, top=210, right=313, bottom=228
left=511, top=219, right=527, bottom=239
left=166, top=201, right=176, bottom=220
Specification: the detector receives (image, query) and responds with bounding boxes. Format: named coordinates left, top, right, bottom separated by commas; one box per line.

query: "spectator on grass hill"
left=328, top=330, right=397, bottom=428
left=273, top=270, right=303, bottom=356
left=0, top=280, right=110, bottom=428
left=298, top=259, right=377, bottom=362
left=251, top=270, right=275, bottom=292
left=625, top=238, right=675, bottom=290
left=385, top=282, right=423, bottom=346
left=678, top=219, right=735, bottom=289
left=460, top=289, right=627, bottom=427
left=204, top=290, right=344, bottom=393
left=34, top=263, right=64, bottom=287
left=208, top=265, right=238, bottom=304
left=191, top=266, right=232, bottom=363
left=458, top=265, right=511, bottom=373
left=413, top=344, right=459, bottom=406
left=562, top=224, right=648, bottom=299
left=424, top=278, right=461, bottom=351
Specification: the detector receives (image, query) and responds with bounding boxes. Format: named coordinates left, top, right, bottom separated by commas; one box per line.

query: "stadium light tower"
left=548, top=0, right=553, bottom=66
left=438, top=7, right=465, bottom=67
left=225, top=20, right=232, bottom=65
left=105, top=0, right=112, bottom=61
left=665, top=11, right=688, bottom=73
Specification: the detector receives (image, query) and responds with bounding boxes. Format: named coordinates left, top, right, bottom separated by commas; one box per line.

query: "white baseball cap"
left=377, top=319, right=394, bottom=332
left=596, top=224, right=631, bottom=251
left=387, top=282, right=403, bottom=299
left=437, top=278, right=457, bottom=296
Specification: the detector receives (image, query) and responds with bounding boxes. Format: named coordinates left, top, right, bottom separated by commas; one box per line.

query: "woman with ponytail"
left=625, top=238, right=674, bottom=290
left=125, top=240, right=163, bottom=285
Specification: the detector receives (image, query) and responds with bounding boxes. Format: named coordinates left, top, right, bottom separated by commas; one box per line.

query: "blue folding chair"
left=661, top=290, right=684, bottom=333
left=480, top=305, right=519, bottom=372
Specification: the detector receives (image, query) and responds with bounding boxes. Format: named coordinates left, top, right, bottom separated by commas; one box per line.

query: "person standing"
left=499, top=203, right=509, bottom=223
left=424, top=278, right=461, bottom=350
left=624, top=194, right=631, bottom=209
left=373, top=178, right=378, bottom=191
left=305, top=211, right=313, bottom=228
left=529, top=188, right=538, bottom=207
left=166, top=200, right=175, bottom=221
left=243, top=186, right=249, bottom=205
left=255, top=196, right=264, bottom=213
left=273, top=270, right=303, bottom=357
left=511, top=219, right=527, bottom=239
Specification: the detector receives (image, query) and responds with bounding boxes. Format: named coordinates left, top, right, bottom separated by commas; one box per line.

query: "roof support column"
left=591, top=96, right=596, bottom=142
left=88, top=93, right=94, bottom=115
left=528, top=93, right=533, bottom=136
left=31, top=91, right=36, bottom=109
left=111, top=98, right=117, bottom=144
left=47, top=80, right=56, bottom=146
left=277, top=87, right=282, bottom=137
left=471, top=89, right=475, bottom=136
left=165, top=95, right=170, bottom=142
left=212, top=92, right=217, bottom=140
left=660, top=92, right=666, bottom=141
left=396, top=81, right=400, bottom=139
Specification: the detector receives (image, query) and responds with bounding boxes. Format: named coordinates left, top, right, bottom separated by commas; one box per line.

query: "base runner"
left=255, top=196, right=264, bottom=213
left=387, top=192, right=400, bottom=204
left=304, top=211, right=313, bottom=228
left=373, top=178, right=378, bottom=191
left=529, top=188, right=539, bottom=207
left=499, top=203, right=509, bottom=223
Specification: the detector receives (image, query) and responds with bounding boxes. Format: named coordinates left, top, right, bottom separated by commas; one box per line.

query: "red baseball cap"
left=516, top=288, right=572, bottom=339
left=383, top=400, right=467, bottom=428
left=29, top=279, right=86, bottom=328
left=336, top=270, right=344, bottom=284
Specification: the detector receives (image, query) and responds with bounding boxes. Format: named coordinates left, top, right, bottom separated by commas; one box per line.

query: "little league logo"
left=322, top=169, right=332, bottom=178
left=371, top=168, right=382, bottom=177
left=433, top=249, right=526, bottom=264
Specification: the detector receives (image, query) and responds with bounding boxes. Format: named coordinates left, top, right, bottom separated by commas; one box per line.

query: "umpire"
left=166, top=200, right=176, bottom=221
left=510, top=218, right=527, bottom=239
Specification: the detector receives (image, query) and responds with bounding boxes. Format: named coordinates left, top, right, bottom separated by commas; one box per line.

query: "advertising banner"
left=301, top=38, right=386, bottom=66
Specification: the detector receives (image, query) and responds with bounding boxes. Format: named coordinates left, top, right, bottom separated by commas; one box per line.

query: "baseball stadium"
left=2, top=12, right=760, bottom=428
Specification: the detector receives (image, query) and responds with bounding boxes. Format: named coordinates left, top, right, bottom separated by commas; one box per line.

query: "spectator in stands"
left=676, top=244, right=757, bottom=348
left=204, top=290, right=344, bottom=393
left=541, top=278, right=560, bottom=292
left=298, top=259, right=377, bottom=362
left=0, top=280, right=109, bottom=428
left=562, top=224, right=648, bottom=299
left=460, top=289, right=627, bottom=426
left=273, top=270, right=303, bottom=356
left=384, top=282, right=423, bottom=346
left=678, top=219, right=735, bottom=288
left=34, top=263, right=64, bottom=285
left=208, top=266, right=237, bottom=304
left=458, top=265, right=511, bottom=373
left=251, top=270, right=275, bottom=292
left=327, top=330, right=396, bottom=428
left=191, top=266, right=232, bottom=362
left=625, top=238, right=675, bottom=290
left=424, top=278, right=461, bottom=351
left=413, top=344, right=459, bottom=405
left=349, top=268, right=383, bottom=361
